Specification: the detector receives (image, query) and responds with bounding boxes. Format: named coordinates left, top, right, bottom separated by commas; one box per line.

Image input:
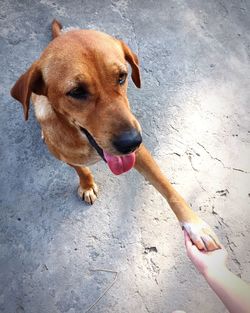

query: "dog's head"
left=11, top=21, right=142, bottom=174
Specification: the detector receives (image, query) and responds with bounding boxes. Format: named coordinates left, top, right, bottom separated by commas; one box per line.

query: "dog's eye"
left=67, top=87, right=89, bottom=100
left=118, top=72, right=127, bottom=85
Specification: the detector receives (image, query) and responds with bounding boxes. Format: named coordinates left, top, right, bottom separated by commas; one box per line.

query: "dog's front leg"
left=68, top=164, right=98, bottom=205
left=135, top=145, right=220, bottom=251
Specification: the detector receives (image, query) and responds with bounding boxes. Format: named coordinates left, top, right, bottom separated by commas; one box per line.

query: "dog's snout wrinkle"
left=113, top=129, right=142, bottom=154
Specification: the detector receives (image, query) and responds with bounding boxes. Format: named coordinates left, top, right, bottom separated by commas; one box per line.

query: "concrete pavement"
left=0, top=1, right=250, bottom=312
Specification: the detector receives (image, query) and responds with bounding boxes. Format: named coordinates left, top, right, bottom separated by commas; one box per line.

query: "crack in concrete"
left=111, top=0, right=140, bottom=55
left=186, top=152, right=198, bottom=172
left=224, top=234, right=242, bottom=275
left=165, top=152, right=181, bottom=157
left=135, top=290, right=151, bottom=313
left=216, top=214, right=230, bottom=228
left=169, top=124, right=180, bottom=133
left=214, top=213, right=242, bottom=274
left=232, top=167, right=249, bottom=173
left=216, top=189, right=229, bottom=197
left=185, top=151, right=207, bottom=192
left=197, top=142, right=250, bottom=173
left=149, top=258, right=160, bottom=275
left=197, top=142, right=227, bottom=166
left=129, top=14, right=140, bottom=56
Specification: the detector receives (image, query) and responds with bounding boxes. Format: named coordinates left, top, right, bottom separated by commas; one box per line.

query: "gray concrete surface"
left=0, top=0, right=250, bottom=312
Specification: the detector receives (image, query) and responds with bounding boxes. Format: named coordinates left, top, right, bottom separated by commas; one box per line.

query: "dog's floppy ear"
left=11, top=61, right=46, bottom=121
left=120, top=41, right=141, bottom=88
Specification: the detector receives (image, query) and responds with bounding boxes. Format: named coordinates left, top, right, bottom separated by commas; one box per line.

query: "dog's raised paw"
left=77, top=183, right=98, bottom=205
left=181, top=220, right=221, bottom=251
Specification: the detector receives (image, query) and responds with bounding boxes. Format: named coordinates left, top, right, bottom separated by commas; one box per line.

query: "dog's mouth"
left=80, top=127, right=136, bottom=175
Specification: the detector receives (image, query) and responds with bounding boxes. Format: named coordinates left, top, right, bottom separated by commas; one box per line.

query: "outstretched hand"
left=184, top=230, right=227, bottom=276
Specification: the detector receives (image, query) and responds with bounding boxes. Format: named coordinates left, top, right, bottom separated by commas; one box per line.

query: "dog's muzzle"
left=80, top=126, right=142, bottom=175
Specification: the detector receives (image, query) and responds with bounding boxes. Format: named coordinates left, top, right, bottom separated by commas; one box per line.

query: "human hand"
left=184, top=230, right=228, bottom=276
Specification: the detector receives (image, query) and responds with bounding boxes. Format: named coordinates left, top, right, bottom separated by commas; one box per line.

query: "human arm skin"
left=184, top=231, right=250, bottom=313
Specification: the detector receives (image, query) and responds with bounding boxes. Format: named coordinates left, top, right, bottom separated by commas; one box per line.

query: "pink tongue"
left=103, top=151, right=136, bottom=175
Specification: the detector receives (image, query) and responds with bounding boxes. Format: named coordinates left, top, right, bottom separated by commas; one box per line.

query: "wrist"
left=203, top=265, right=229, bottom=280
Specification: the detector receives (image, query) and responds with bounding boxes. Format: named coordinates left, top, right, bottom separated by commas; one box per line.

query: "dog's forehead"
left=41, top=30, right=125, bottom=75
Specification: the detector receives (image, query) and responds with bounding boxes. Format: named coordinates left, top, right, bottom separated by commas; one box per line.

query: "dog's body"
left=11, top=20, right=220, bottom=251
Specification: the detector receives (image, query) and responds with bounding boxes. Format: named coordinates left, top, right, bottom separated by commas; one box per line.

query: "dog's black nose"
left=113, top=129, right=142, bottom=154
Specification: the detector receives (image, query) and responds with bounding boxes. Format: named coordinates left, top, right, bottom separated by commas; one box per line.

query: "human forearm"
left=204, top=267, right=250, bottom=313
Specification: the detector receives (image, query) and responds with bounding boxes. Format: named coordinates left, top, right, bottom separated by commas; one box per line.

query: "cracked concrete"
left=0, top=0, right=250, bottom=312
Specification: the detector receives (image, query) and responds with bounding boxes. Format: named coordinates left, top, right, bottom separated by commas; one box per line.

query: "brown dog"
left=11, top=20, right=220, bottom=251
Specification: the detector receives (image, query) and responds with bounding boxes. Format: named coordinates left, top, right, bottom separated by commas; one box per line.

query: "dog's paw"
left=181, top=220, right=221, bottom=251
left=77, top=183, right=98, bottom=205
